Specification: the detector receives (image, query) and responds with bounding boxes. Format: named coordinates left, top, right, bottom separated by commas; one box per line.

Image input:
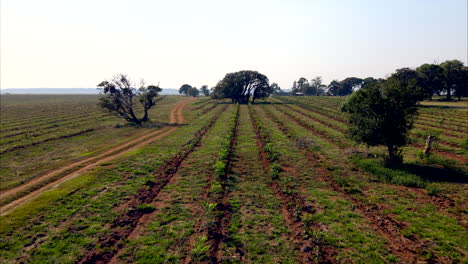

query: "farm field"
left=0, top=95, right=467, bottom=263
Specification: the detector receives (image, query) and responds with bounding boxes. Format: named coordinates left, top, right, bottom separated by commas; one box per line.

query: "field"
left=0, top=95, right=466, bottom=263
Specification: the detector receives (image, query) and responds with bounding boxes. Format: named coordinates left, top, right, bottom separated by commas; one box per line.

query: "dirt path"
left=0, top=99, right=193, bottom=216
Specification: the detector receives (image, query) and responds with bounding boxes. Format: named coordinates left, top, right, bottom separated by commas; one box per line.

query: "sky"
left=1, top=0, right=467, bottom=89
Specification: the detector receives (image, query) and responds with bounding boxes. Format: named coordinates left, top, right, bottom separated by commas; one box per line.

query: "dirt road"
left=0, top=99, right=193, bottom=215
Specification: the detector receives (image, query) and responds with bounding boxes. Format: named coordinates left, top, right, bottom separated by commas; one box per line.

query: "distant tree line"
left=178, top=84, right=210, bottom=97
left=291, top=59, right=467, bottom=100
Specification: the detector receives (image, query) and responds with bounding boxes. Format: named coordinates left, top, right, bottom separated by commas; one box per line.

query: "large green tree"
left=327, top=80, right=341, bottom=96
left=200, top=85, right=210, bottom=96
left=416, top=64, right=444, bottom=100
left=441, top=60, right=466, bottom=100
left=341, top=76, right=423, bottom=165
left=98, top=74, right=162, bottom=125
left=211, top=70, right=270, bottom=103
left=338, top=77, right=363, bottom=95
left=179, top=84, right=192, bottom=96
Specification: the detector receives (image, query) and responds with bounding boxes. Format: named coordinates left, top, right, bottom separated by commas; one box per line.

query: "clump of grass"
left=136, top=203, right=156, bottom=213
left=270, top=162, right=282, bottom=179
left=425, top=183, right=443, bottom=196
left=191, top=235, right=210, bottom=261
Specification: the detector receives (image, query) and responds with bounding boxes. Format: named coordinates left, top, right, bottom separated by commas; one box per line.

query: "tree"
left=200, top=85, right=210, bottom=96
left=187, top=86, right=200, bottom=97
left=327, top=80, right=341, bottom=96
left=211, top=70, right=270, bottom=103
left=441, top=60, right=466, bottom=100
left=454, top=67, right=468, bottom=100
left=292, top=81, right=298, bottom=94
left=98, top=74, right=162, bottom=125
left=416, top=64, right=444, bottom=100
left=253, top=83, right=274, bottom=103
left=309, top=76, right=326, bottom=95
left=297, top=77, right=309, bottom=94
left=341, top=77, right=422, bottom=165
left=339, top=77, right=362, bottom=95
left=179, top=84, right=192, bottom=96
left=390, top=68, right=425, bottom=101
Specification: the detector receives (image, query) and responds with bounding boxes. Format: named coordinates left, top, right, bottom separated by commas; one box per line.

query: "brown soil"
left=0, top=99, right=193, bottom=216
left=77, top=104, right=226, bottom=264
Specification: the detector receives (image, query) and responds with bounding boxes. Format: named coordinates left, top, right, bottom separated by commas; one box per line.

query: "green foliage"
left=213, top=104, right=239, bottom=179
left=191, top=235, right=210, bottom=260
left=98, top=74, right=162, bottom=125
left=352, top=158, right=426, bottom=187
left=136, top=203, right=157, bottom=214
left=341, top=76, right=422, bottom=165
left=211, top=70, right=271, bottom=103
left=441, top=60, right=466, bottom=100
left=425, top=183, right=443, bottom=196
left=270, top=162, right=282, bottom=179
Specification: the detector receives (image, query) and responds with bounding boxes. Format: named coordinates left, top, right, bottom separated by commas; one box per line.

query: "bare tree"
left=98, top=74, right=162, bottom=125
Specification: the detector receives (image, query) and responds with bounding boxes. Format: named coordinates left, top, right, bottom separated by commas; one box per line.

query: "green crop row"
left=213, top=103, right=239, bottom=180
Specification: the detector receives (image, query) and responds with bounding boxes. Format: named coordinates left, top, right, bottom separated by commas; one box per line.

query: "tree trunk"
left=141, top=108, right=149, bottom=122
left=447, top=86, right=452, bottom=100
left=385, top=144, right=401, bottom=166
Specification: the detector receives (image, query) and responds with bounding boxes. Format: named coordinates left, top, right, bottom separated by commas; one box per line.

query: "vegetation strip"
left=76, top=104, right=227, bottom=264
left=249, top=104, right=338, bottom=263
left=260, top=105, right=448, bottom=263
left=206, top=103, right=240, bottom=263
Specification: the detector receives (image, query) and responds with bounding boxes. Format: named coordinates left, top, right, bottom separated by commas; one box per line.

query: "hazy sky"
left=1, top=0, right=467, bottom=89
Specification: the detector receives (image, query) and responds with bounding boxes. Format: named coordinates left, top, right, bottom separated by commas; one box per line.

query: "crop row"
left=0, top=116, right=106, bottom=144
left=0, top=111, right=107, bottom=135
left=249, top=104, right=339, bottom=262
left=0, top=101, right=212, bottom=262
left=76, top=104, right=228, bottom=263
left=258, top=103, right=462, bottom=262
left=273, top=97, right=467, bottom=159
left=287, top=96, right=467, bottom=133
left=205, top=103, right=240, bottom=262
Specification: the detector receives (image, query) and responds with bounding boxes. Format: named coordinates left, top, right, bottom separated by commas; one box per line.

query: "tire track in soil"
left=0, top=99, right=193, bottom=216
left=260, top=105, right=450, bottom=264
left=248, top=105, right=338, bottom=264
left=77, top=104, right=227, bottom=264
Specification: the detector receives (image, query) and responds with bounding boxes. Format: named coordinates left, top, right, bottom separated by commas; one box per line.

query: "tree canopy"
left=98, top=74, right=162, bottom=125
left=211, top=70, right=271, bottom=103
left=441, top=60, right=467, bottom=100
left=200, top=85, right=210, bottom=96
left=341, top=75, right=422, bottom=165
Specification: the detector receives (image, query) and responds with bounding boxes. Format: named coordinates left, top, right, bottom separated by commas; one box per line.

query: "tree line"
left=178, top=84, right=210, bottom=97
left=291, top=59, right=467, bottom=100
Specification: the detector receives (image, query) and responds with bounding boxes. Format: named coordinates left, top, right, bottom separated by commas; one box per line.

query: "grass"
left=0, top=96, right=466, bottom=263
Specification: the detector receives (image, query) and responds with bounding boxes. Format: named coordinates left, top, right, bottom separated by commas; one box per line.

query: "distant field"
left=0, top=94, right=185, bottom=191
left=0, top=96, right=466, bottom=263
